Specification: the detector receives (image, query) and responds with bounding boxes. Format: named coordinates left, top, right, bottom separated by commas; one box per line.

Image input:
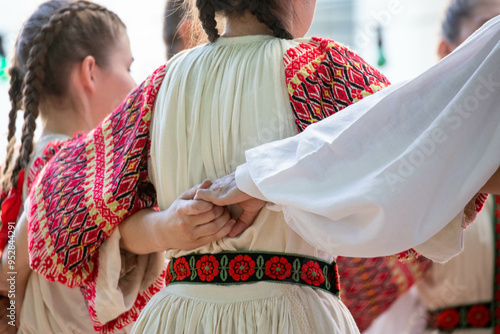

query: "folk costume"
left=1, top=134, right=132, bottom=334
left=25, top=16, right=500, bottom=334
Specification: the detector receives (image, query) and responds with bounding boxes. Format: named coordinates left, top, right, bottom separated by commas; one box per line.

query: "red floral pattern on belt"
left=301, top=261, right=325, bottom=287
left=168, top=251, right=340, bottom=296
left=265, top=256, right=292, bottom=280
left=427, top=302, right=492, bottom=331
left=196, top=255, right=220, bottom=282
left=228, top=255, right=255, bottom=281
left=173, top=257, right=191, bottom=281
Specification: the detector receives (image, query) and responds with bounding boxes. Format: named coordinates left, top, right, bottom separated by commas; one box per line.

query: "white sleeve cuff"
left=235, top=163, right=268, bottom=202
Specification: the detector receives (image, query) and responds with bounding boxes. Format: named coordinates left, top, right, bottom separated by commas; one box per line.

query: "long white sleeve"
left=236, top=16, right=500, bottom=258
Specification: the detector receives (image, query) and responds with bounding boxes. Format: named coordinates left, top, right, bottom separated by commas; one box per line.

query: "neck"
left=39, top=99, right=93, bottom=138
left=222, top=11, right=273, bottom=37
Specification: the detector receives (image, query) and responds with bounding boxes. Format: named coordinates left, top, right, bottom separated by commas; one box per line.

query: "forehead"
left=109, top=31, right=132, bottom=57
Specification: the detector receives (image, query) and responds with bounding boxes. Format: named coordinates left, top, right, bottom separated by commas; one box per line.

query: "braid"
left=194, top=0, right=292, bottom=42
left=0, top=65, right=23, bottom=194
left=196, top=0, right=220, bottom=42
left=10, top=0, right=116, bottom=187
left=247, top=0, right=292, bottom=40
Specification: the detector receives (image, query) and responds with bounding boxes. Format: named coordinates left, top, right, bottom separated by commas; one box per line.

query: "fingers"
left=196, top=219, right=237, bottom=246
left=229, top=219, right=252, bottom=238
left=189, top=205, right=225, bottom=226
left=179, top=180, right=213, bottom=200
left=194, top=188, right=221, bottom=205
left=227, top=199, right=266, bottom=237
left=176, top=180, right=216, bottom=216
left=194, top=172, right=245, bottom=206
left=179, top=199, right=214, bottom=216
left=194, top=208, right=231, bottom=236
left=199, top=179, right=212, bottom=190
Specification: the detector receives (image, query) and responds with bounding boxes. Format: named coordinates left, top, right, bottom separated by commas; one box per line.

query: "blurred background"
left=0, top=0, right=449, bottom=162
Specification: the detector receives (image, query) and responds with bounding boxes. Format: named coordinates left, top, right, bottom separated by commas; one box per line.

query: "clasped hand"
left=120, top=175, right=266, bottom=254
left=195, top=173, right=266, bottom=238
left=168, top=174, right=266, bottom=249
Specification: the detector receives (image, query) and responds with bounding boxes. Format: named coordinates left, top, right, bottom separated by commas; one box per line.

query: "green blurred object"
left=0, top=35, right=8, bottom=82
left=376, top=26, right=387, bottom=67
left=0, top=56, right=8, bottom=82
left=377, top=45, right=386, bottom=67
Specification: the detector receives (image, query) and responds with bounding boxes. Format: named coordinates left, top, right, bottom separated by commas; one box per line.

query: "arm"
left=199, top=16, right=500, bottom=258
left=120, top=181, right=236, bottom=254
left=480, top=166, right=500, bottom=194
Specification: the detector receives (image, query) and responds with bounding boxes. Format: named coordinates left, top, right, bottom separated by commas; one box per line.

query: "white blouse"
left=235, top=15, right=500, bottom=260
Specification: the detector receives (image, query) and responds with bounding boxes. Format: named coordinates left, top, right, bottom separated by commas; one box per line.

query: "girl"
left=0, top=1, right=232, bottom=333
left=24, top=0, right=500, bottom=333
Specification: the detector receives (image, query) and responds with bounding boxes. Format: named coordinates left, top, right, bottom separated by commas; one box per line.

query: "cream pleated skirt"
left=132, top=282, right=359, bottom=334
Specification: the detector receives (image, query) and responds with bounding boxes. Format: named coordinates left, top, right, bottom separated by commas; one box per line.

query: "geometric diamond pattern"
left=284, top=37, right=390, bottom=132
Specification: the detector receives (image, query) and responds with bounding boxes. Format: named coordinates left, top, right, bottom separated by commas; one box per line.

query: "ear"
left=80, top=55, right=97, bottom=94
left=437, top=39, right=454, bottom=60
left=178, top=19, right=193, bottom=50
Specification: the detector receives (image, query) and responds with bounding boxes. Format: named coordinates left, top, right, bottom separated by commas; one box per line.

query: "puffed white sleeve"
left=235, top=16, right=500, bottom=258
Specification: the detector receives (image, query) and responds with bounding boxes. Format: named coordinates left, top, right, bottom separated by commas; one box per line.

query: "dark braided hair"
left=194, top=0, right=292, bottom=42
left=1, top=60, right=23, bottom=193
left=442, top=0, right=479, bottom=43
left=0, top=0, right=125, bottom=196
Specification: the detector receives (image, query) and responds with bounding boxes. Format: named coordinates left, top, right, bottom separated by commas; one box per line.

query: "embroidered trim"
left=167, top=251, right=340, bottom=296
left=427, top=302, right=492, bottom=331
left=284, top=37, right=390, bottom=133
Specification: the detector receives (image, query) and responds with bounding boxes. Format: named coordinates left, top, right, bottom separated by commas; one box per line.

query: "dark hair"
left=442, top=0, right=477, bottom=43
left=164, top=0, right=187, bottom=59
left=193, top=0, right=292, bottom=43
left=1, top=0, right=126, bottom=195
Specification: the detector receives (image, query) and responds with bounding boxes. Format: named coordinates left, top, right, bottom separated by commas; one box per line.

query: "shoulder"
left=284, top=37, right=391, bottom=132
left=24, top=136, right=69, bottom=198
left=284, top=37, right=390, bottom=89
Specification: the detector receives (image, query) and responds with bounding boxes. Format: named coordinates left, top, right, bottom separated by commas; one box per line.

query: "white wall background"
left=0, top=0, right=451, bottom=163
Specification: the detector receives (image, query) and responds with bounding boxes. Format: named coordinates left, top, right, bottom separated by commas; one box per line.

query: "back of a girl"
left=0, top=1, right=135, bottom=333
left=135, top=1, right=389, bottom=333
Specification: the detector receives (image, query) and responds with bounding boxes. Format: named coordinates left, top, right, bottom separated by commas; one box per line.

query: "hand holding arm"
left=119, top=180, right=236, bottom=254
left=195, top=173, right=266, bottom=237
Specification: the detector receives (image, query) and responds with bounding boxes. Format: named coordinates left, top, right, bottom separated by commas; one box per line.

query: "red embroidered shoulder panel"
left=284, top=37, right=390, bottom=132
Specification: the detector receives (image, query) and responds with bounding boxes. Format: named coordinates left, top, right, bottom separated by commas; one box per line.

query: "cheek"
left=108, top=73, right=135, bottom=109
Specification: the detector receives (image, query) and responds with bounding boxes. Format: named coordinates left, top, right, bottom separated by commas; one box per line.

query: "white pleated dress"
left=133, top=35, right=362, bottom=333
left=132, top=33, right=474, bottom=333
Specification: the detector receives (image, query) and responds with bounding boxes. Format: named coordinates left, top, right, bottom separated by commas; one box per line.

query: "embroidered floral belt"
left=166, top=251, right=340, bottom=296
left=426, top=302, right=492, bottom=331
